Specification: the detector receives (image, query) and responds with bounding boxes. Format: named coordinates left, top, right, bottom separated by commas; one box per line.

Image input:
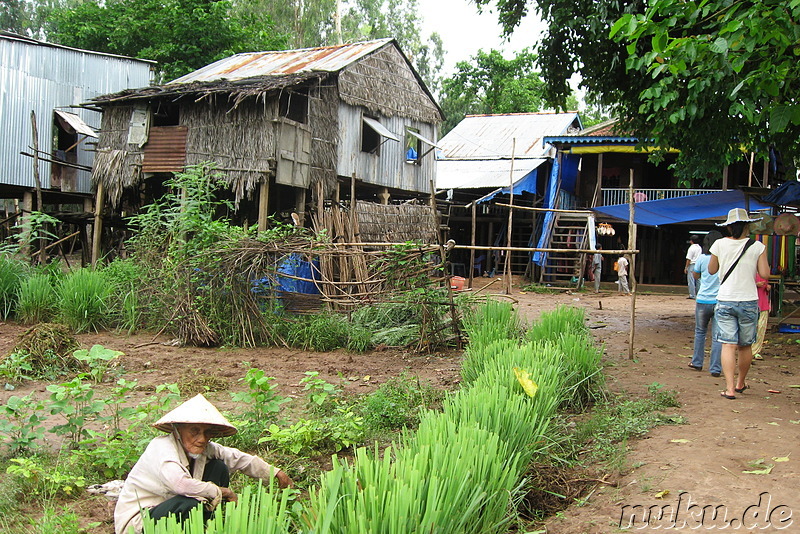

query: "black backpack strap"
left=720, top=238, right=756, bottom=286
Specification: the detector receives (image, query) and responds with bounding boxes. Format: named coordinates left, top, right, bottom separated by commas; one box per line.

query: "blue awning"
left=592, top=190, right=771, bottom=227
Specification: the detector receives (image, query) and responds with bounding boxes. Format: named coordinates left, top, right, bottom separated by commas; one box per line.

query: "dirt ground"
left=1, top=286, right=799, bottom=533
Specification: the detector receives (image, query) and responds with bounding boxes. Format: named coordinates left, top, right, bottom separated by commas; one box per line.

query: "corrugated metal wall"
left=336, top=103, right=436, bottom=195
left=0, top=36, right=152, bottom=195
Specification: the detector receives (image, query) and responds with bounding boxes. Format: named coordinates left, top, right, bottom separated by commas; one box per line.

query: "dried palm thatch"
left=5, top=323, right=84, bottom=377
left=92, top=106, right=144, bottom=206
left=355, top=202, right=438, bottom=244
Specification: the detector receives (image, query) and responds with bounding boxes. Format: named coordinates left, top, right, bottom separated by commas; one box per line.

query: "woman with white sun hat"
left=708, top=208, right=771, bottom=400
left=114, top=394, right=292, bottom=534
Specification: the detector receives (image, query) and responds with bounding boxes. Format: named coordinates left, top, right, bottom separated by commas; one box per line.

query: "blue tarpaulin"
left=591, top=190, right=771, bottom=227
left=476, top=169, right=538, bottom=204
left=762, top=181, right=800, bottom=206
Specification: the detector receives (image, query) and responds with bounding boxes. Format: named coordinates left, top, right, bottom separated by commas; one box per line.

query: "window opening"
left=405, top=127, right=421, bottom=163
left=361, top=115, right=399, bottom=155
left=153, top=102, right=180, bottom=126
left=279, top=88, right=309, bottom=123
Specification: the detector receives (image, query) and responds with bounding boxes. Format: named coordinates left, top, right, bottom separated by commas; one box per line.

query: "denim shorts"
left=714, top=300, right=759, bottom=345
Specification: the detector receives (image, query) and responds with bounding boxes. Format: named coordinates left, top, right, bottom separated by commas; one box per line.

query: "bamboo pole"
left=469, top=201, right=476, bottom=288
left=504, top=138, right=516, bottom=294
left=628, top=170, right=637, bottom=360
left=92, top=181, right=105, bottom=268
left=29, top=110, right=46, bottom=263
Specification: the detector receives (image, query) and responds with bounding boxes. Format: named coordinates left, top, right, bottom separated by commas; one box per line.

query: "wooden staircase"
left=539, top=212, right=592, bottom=287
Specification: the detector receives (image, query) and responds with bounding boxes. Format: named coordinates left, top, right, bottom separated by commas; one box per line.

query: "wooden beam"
left=257, top=179, right=270, bottom=232
left=92, top=181, right=105, bottom=268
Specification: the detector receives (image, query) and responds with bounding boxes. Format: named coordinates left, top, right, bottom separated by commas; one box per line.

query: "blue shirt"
left=693, top=254, right=720, bottom=304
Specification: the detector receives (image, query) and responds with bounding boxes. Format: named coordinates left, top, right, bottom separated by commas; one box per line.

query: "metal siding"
left=1, top=36, right=152, bottom=194
left=336, top=103, right=434, bottom=194
left=142, top=126, right=188, bottom=173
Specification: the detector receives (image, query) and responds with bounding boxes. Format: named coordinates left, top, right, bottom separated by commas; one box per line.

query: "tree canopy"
left=438, top=48, right=547, bottom=134
left=45, top=0, right=287, bottom=82
left=477, top=0, right=800, bottom=183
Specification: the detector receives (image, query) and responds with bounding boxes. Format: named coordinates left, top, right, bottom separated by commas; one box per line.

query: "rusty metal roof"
left=170, top=39, right=394, bottom=84
left=437, top=113, right=582, bottom=160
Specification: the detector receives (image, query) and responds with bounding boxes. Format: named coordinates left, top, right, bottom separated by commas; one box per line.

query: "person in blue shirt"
left=688, top=231, right=723, bottom=376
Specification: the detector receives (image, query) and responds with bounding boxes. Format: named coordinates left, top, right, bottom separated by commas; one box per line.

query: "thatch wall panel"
left=183, top=98, right=277, bottom=205
left=356, top=202, right=438, bottom=244
left=339, top=46, right=441, bottom=124
left=92, top=105, right=144, bottom=206
left=309, top=81, right=339, bottom=198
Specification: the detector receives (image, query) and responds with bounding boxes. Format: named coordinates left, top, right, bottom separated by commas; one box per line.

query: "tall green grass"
left=57, top=268, right=111, bottom=333
left=526, top=305, right=587, bottom=341
left=142, top=483, right=293, bottom=534
left=0, top=254, right=28, bottom=319
left=460, top=299, right=523, bottom=346
left=16, top=273, right=57, bottom=324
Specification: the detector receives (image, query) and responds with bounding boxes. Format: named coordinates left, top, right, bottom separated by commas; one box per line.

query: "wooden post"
left=92, top=181, right=105, bottom=268
left=504, top=138, right=516, bottom=294
left=594, top=153, right=604, bottom=207
left=257, top=178, right=270, bottom=232
left=468, top=201, right=476, bottom=289
left=295, top=188, right=307, bottom=226
left=30, top=110, right=46, bottom=263
left=350, top=173, right=357, bottom=238
left=722, top=165, right=729, bottom=191
left=748, top=152, right=755, bottom=188
left=628, top=170, right=637, bottom=360
left=378, top=187, right=390, bottom=205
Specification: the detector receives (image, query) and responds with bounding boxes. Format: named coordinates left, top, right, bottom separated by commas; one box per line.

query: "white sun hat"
left=152, top=394, right=237, bottom=436
left=716, top=208, right=762, bottom=226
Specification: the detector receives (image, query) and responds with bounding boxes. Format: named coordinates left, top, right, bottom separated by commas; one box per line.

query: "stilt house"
left=88, top=39, right=443, bottom=250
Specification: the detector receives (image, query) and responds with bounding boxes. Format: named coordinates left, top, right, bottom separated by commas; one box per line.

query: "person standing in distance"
left=709, top=209, right=770, bottom=400
left=684, top=235, right=702, bottom=299
left=592, top=245, right=603, bottom=293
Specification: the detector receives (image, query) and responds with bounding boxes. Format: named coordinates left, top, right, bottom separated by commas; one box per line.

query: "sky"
left=417, top=0, right=547, bottom=76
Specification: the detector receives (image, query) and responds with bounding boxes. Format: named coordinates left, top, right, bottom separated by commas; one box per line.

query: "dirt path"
left=1, top=290, right=798, bottom=532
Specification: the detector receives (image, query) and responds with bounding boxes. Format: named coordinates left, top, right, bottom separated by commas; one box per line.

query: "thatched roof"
left=90, top=72, right=328, bottom=107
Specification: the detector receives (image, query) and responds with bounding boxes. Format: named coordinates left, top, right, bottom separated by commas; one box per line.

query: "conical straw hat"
left=152, top=394, right=237, bottom=436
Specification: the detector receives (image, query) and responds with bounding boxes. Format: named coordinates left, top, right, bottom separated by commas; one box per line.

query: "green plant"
left=5, top=457, right=87, bottom=501
left=460, top=298, right=523, bottom=347
left=57, top=268, right=112, bottom=333
left=141, top=483, right=294, bottom=534
left=46, top=375, right=108, bottom=447
left=74, top=425, right=155, bottom=479
left=0, top=254, right=28, bottom=319
left=300, top=371, right=341, bottom=413
left=0, top=394, right=48, bottom=454
left=360, top=373, right=443, bottom=431
left=286, top=314, right=350, bottom=352
left=15, top=272, right=57, bottom=324
left=228, top=368, right=289, bottom=445
left=72, top=344, right=124, bottom=383
left=0, top=351, right=33, bottom=384
left=261, top=407, right=364, bottom=456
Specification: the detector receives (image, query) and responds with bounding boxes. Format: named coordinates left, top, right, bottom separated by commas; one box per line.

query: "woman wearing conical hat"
left=114, top=394, right=292, bottom=534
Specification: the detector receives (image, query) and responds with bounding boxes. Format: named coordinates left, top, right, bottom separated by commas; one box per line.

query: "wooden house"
left=88, top=38, right=443, bottom=252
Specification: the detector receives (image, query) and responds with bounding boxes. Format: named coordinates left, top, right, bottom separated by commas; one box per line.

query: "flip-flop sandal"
left=734, top=385, right=749, bottom=393
left=720, top=392, right=736, bottom=400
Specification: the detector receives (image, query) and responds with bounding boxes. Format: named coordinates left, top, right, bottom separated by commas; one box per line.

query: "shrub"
left=16, top=273, right=57, bottom=324
left=0, top=254, right=28, bottom=319
left=460, top=299, right=523, bottom=347
left=286, top=313, right=350, bottom=352
left=360, top=373, right=443, bottom=431
left=57, top=268, right=111, bottom=333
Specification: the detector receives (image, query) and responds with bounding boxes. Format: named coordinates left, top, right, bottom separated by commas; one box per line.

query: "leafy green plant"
left=286, top=314, right=350, bottom=352
left=261, top=407, right=364, bottom=456
left=0, top=394, right=48, bottom=454
left=300, top=371, right=341, bottom=413
left=74, top=426, right=155, bottom=480
left=15, top=272, right=57, bottom=324
left=460, top=298, right=523, bottom=347
left=228, top=368, right=289, bottom=445
left=57, top=268, right=112, bottom=333
left=0, top=351, right=33, bottom=384
left=46, top=376, right=108, bottom=447
left=72, top=344, right=124, bottom=383
left=5, top=457, right=87, bottom=501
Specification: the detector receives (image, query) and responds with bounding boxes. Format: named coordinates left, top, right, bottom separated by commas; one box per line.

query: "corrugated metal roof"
left=543, top=118, right=640, bottom=144
left=55, top=110, right=97, bottom=137
left=436, top=158, right=547, bottom=190
left=437, top=113, right=582, bottom=160
left=170, top=39, right=394, bottom=84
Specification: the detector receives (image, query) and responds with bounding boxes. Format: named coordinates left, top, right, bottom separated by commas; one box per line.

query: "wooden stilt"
left=92, top=181, right=105, bottom=268
left=469, top=201, right=476, bottom=288
left=504, top=139, right=516, bottom=294
left=257, top=178, right=270, bottom=232
left=628, top=171, right=637, bottom=360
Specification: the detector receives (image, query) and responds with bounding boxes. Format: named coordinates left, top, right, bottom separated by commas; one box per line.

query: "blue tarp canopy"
left=762, top=181, right=800, bottom=206
left=592, top=190, right=771, bottom=227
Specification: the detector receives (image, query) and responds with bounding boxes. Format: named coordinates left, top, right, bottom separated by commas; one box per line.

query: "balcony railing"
left=602, top=188, right=723, bottom=206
